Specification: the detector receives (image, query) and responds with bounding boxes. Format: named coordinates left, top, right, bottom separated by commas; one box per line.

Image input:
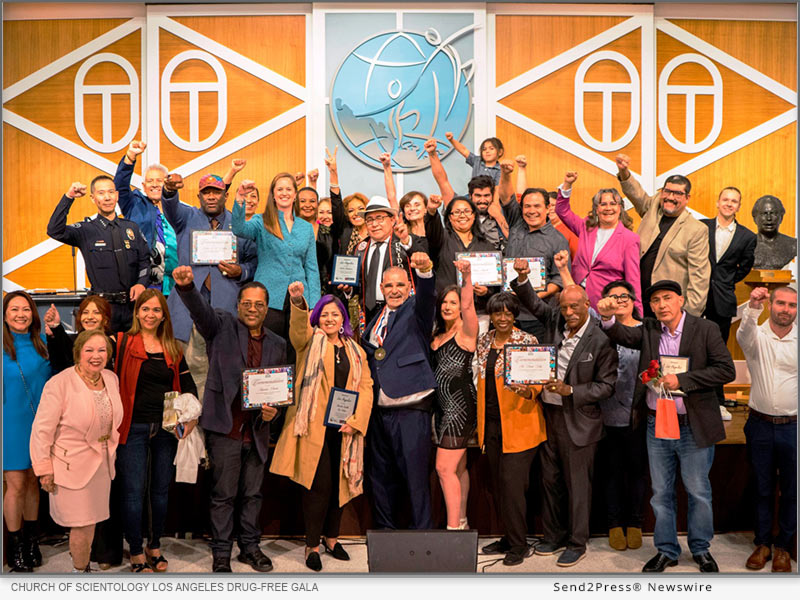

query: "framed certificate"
left=331, top=255, right=361, bottom=286
left=192, top=230, right=238, bottom=264
left=324, top=388, right=359, bottom=428
left=455, top=252, right=503, bottom=287
left=659, top=355, right=690, bottom=397
left=504, top=345, right=557, bottom=385
left=503, top=257, right=546, bottom=291
left=242, top=365, right=294, bottom=409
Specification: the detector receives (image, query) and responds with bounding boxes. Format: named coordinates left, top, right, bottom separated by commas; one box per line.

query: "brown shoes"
left=772, top=548, right=792, bottom=573
left=627, top=527, right=642, bottom=549
left=609, top=527, right=626, bottom=551
left=746, top=545, right=771, bottom=570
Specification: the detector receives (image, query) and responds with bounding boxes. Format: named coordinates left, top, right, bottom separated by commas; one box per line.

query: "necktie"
left=365, top=241, right=384, bottom=311
left=109, top=220, right=129, bottom=289
left=154, top=206, right=166, bottom=246
left=204, top=217, right=221, bottom=291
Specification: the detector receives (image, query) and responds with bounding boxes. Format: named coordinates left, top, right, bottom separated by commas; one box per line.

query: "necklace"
left=76, top=365, right=102, bottom=387
left=334, top=345, right=343, bottom=365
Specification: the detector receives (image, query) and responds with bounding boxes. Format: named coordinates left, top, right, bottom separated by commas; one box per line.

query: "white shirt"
left=714, top=218, right=736, bottom=262
left=542, top=316, right=591, bottom=406
left=736, top=306, right=797, bottom=416
left=591, top=227, right=614, bottom=264
left=367, top=239, right=390, bottom=303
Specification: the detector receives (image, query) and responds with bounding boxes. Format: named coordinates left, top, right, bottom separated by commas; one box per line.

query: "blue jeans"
left=116, top=422, right=177, bottom=555
left=646, top=415, right=714, bottom=560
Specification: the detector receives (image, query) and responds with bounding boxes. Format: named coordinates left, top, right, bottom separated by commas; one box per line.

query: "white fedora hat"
left=360, top=195, right=397, bottom=216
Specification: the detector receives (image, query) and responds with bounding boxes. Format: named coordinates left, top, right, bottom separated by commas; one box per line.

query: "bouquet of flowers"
left=640, top=359, right=662, bottom=389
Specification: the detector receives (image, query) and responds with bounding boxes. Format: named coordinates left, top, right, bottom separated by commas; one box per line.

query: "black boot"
left=23, top=520, right=42, bottom=568
left=8, top=530, right=33, bottom=572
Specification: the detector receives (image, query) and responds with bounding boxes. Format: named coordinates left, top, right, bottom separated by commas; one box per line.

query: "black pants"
left=598, top=424, right=647, bottom=529
left=110, top=301, right=134, bottom=333
left=302, top=428, right=343, bottom=547
left=205, top=432, right=265, bottom=557
left=540, top=404, right=597, bottom=552
left=484, top=418, right=537, bottom=552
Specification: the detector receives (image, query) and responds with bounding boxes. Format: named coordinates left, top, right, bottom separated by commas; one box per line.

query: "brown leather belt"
left=648, top=408, right=689, bottom=426
left=749, top=408, right=797, bottom=425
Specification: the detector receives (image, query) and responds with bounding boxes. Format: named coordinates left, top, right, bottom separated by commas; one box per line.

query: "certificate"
left=242, top=365, right=294, bottom=409
left=659, top=355, right=690, bottom=397
left=331, top=255, right=361, bottom=286
left=455, top=252, right=503, bottom=287
left=192, top=230, right=238, bottom=264
left=503, top=257, right=546, bottom=291
left=324, top=388, right=359, bottom=428
left=504, top=345, right=557, bottom=385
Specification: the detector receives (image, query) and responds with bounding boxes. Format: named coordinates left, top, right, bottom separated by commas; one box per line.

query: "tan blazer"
left=30, top=368, right=123, bottom=490
left=270, top=302, right=374, bottom=507
left=620, top=175, right=710, bottom=316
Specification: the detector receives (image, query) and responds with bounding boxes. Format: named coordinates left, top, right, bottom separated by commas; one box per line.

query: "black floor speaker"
left=367, top=529, right=478, bottom=572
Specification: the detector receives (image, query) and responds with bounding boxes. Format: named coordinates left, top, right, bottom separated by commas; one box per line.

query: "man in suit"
left=173, top=265, right=286, bottom=574
left=161, top=172, right=257, bottom=402
left=361, top=252, right=438, bottom=530
left=597, top=280, right=736, bottom=573
left=701, top=187, right=757, bottom=344
left=615, top=154, right=710, bottom=318
left=511, top=260, right=618, bottom=567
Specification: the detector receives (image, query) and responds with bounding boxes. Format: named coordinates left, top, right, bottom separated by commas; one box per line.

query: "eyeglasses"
left=365, top=215, right=391, bottom=225
left=606, top=293, right=633, bottom=302
left=450, top=209, right=474, bottom=217
left=239, top=301, right=267, bottom=310
left=662, top=188, right=687, bottom=199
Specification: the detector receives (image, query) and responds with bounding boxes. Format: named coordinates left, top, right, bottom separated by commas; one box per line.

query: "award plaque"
left=503, top=257, right=546, bottom=291
left=324, top=388, right=359, bottom=427
left=659, top=355, right=690, bottom=397
left=331, top=255, right=361, bottom=286
left=504, top=345, right=557, bottom=385
left=192, top=230, right=238, bottom=264
left=455, top=252, right=503, bottom=287
left=242, top=365, right=294, bottom=409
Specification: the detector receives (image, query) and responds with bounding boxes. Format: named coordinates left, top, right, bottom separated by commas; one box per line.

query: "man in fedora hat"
left=597, top=280, right=735, bottom=573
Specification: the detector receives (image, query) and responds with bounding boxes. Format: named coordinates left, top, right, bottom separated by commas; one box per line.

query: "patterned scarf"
left=293, top=328, right=365, bottom=494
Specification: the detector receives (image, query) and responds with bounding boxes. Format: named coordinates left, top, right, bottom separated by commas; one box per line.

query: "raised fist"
left=378, top=152, right=392, bottom=168
left=453, top=259, right=471, bottom=276
left=596, top=296, right=618, bottom=318
left=409, top=252, right=432, bottom=272
left=513, top=257, right=530, bottom=278
left=164, top=173, right=184, bottom=191
left=500, top=160, right=515, bottom=175
left=237, top=179, right=256, bottom=197
left=445, top=132, right=454, bottom=141
left=231, top=158, right=246, bottom=173
left=615, top=154, right=630, bottom=174
left=172, top=265, right=194, bottom=287
left=288, top=281, right=305, bottom=299
left=749, top=286, right=770, bottom=309
left=324, top=146, right=338, bottom=172
left=553, top=249, right=569, bottom=271
left=428, top=194, right=443, bottom=212
left=307, top=168, right=319, bottom=184
left=294, top=171, right=306, bottom=187
left=43, top=304, right=60, bottom=329
left=564, top=171, right=578, bottom=185
left=127, top=140, right=146, bottom=158
left=424, top=138, right=437, bottom=155
left=67, top=182, right=87, bottom=199
left=515, top=155, right=527, bottom=168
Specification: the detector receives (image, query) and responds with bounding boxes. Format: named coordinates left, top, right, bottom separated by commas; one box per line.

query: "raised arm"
left=510, top=258, right=559, bottom=323
left=222, top=158, right=246, bottom=186
left=555, top=172, right=584, bottom=236
left=231, top=185, right=263, bottom=242
left=115, top=140, right=146, bottom=217
left=409, top=252, right=437, bottom=335
left=160, top=173, right=189, bottom=233
left=515, top=155, right=528, bottom=198
left=47, top=183, right=86, bottom=246
left=425, top=138, right=455, bottom=206
left=553, top=249, right=575, bottom=287
left=596, top=296, right=645, bottom=349
left=378, top=152, right=398, bottom=211
left=453, top=260, right=478, bottom=352
left=498, top=160, right=515, bottom=206
left=288, top=281, right=313, bottom=352
left=173, top=266, right=222, bottom=341
left=736, top=287, right=768, bottom=358
left=615, top=153, right=656, bottom=217
left=444, top=131, right=470, bottom=159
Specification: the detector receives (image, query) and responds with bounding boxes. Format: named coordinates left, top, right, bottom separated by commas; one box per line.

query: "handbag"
left=654, top=387, right=680, bottom=440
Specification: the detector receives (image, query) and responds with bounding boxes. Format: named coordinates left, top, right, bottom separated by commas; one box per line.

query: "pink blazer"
left=30, top=368, right=123, bottom=490
left=556, top=190, right=643, bottom=315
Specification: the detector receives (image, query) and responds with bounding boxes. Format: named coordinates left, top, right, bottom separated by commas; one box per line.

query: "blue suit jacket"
left=361, top=272, right=438, bottom=402
left=162, top=189, right=257, bottom=341
left=176, top=283, right=287, bottom=462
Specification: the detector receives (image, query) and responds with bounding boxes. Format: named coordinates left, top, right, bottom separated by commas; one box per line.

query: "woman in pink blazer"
left=555, top=171, right=643, bottom=315
left=30, top=330, right=123, bottom=572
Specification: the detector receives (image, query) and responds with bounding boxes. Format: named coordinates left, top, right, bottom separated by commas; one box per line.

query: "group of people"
left=2, top=132, right=796, bottom=574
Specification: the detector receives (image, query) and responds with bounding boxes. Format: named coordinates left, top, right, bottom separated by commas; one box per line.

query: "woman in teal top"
left=232, top=173, right=320, bottom=340
left=3, top=291, right=52, bottom=572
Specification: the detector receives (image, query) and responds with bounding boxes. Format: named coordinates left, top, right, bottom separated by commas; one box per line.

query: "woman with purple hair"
left=270, top=284, right=373, bottom=572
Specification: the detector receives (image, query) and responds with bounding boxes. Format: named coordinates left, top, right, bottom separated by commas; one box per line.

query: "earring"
left=339, top=326, right=344, bottom=334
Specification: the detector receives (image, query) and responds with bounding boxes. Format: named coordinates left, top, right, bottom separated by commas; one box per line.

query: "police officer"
left=47, top=175, right=150, bottom=332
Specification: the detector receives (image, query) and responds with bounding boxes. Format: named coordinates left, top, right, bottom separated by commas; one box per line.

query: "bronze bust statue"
left=752, top=195, right=797, bottom=269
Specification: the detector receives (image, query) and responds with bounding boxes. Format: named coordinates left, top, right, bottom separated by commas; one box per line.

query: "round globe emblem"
left=330, top=28, right=474, bottom=172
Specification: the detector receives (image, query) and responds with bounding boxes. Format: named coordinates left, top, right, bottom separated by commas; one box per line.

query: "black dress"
left=432, top=337, right=477, bottom=449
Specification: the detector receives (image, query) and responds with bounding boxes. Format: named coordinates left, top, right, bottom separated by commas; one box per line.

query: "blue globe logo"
left=330, top=27, right=474, bottom=172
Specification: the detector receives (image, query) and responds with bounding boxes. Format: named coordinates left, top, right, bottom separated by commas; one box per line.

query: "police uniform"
left=47, top=194, right=151, bottom=332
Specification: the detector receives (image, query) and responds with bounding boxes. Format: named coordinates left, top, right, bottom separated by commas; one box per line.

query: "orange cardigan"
left=475, top=328, right=547, bottom=454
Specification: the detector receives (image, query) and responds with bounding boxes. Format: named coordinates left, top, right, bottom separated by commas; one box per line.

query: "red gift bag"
left=655, top=396, right=680, bottom=439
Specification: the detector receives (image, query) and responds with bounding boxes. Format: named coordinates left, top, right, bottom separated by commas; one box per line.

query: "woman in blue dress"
left=3, top=291, right=52, bottom=571
left=232, top=174, right=320, bottom=342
